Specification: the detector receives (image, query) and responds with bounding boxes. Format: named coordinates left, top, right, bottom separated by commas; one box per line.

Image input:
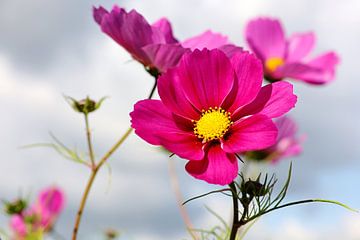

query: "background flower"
left=245, top=17, right=339, bottom=84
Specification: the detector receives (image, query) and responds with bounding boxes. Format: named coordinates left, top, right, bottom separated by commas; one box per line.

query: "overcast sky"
left=1, top=0, right=360, bottom=239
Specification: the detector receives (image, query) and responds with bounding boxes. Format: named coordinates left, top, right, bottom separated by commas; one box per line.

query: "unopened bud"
left=65, top=96, right=106, bottom=114
left=4, top=199, right=27, bottom=215
left=241, top=180, right=267, bottom=197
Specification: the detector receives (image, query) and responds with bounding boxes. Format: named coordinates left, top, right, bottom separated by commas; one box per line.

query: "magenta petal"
left=286, top=32, right=315, bottom=62
left=158, top=133, right=204, bottom=160
left=158, top=67, right=200, bottom=120
left=177, top=49, right=235, bottom=110
left=234, top=81, right=297, bottom=119
left=222, top=51, right=263, bottom=113
left=217, top=44, right=243, bottom=58
left=151, top=18, right=178, bottom=43
left=99, top=6, right=157, bottom=65
left=222, top=114, right=277, bottom=153
left=185, top=144, right=237, bottom=185
left=277, top=51, right=339, bottom=84
left=245, top=17, right=286, bottom=60
left=181, top=30, right=229, bottom=50
left=142, top=43, right=189, bottom=73
left=131, top=99, right=191, bottom=142
left=38, top=187, right=65, bottom=215
left=275, top=116, right=298, bottom=140
left=93, top=6, right=109, bottom=25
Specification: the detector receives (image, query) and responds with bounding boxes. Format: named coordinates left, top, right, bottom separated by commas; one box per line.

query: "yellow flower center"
left=265, top=57, right=284, bottom=72
left=193, top=107, right=233, bottom=143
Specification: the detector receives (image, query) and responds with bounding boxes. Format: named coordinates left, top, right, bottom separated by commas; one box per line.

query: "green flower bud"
left=65, top=96, right=107, bottom=114
left=4, top=199, right=27, bottom=215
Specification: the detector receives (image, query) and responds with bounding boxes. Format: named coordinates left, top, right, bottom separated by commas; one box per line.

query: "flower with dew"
left=9, top=186, right=65, bottom=239
left=93, top=5, right=241, bottom=75
left=245, top=116, right=304, bottom=164
left=245, top=17, right=339, bottom=85
left=130, top=49, right=297, bottom=185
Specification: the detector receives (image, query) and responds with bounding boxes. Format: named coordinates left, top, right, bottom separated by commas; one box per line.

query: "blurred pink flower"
left=9, top=186, right=65, bottom=239
left=93, top=5, right=241, bottom=74
left=245, top=17, right=339, bottom=85
left=245, top=116, right=304, bottom=163
left=130, top=49, right=297, bottom=185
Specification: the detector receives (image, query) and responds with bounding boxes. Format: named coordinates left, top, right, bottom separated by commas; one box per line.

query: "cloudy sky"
left=1, top=0, right=360, bottom=239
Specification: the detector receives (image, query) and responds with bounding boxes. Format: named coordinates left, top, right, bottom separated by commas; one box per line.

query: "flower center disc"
left=194, top=107, right=232, bottom=143
left=265, top=57, right=284, bottom=72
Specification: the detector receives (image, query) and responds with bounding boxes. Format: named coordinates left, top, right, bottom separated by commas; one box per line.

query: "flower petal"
left=185, top=144, right=238, bottom=185
left=277, top=51, right=339, bottom=84
left=222, top=51, right=263, bottom=113
left=286, top=32, right=315, bottom=62
left=245, top=17, right=286, bottom=61
left=181, top=30, right=229, bottom=50
left=151, top=18, right=178, bottom=43
left=38, top=187, right=64, bottom=215
left=217, top=44, right=243, bottom=58
left=142, top=43, right=189, bottom=73
left=177, top=49, right=235, bottom=111
left=234, top=81, right=297, bottom=119
left=97, top=6, right=159, bottom=65
left=275, top=116, right=298, bottom=140
left=222, top=114, right=278, bottom=153
left=93, top=6, right=109, bottom=25
left=158, top=67, right=200, bottom=120
left=131, top=100, right=204, bottom=160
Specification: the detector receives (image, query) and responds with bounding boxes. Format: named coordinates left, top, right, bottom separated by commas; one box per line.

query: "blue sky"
left=0, top=0, right=360, bottom=239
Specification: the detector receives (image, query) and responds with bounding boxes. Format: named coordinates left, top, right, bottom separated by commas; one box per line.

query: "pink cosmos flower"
left=130, top=49, right=297, bottom=185
left=93, top=5, right=241, bottom=74
left=9, top=187, right=65, bottom=239
left=245, top=116, right=304, bottom=163
left=245, top=17, right=339, bottom=84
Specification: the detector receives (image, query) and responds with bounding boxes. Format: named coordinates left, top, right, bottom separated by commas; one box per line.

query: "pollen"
left=193, top=107, right=233, bottom=143
left=265, top=57, right=284, bottom=72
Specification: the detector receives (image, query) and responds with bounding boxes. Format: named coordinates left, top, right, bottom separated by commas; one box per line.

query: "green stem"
left=148, top=77, right=158, bottom=99
left=229, top=182, right=239, bottom=240
left=84, top=114, right=95, bottom=168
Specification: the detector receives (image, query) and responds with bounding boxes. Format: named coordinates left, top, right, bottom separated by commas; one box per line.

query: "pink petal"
left=234, top=81, right=297, bottom=119
left=222, top=51, right=263, bottom=113
left=286, top=32, right=315, bottom=62
left=222, top=114, right=277, bottom=153
left=177, top=49, right=235, bottom=111
left=93, top=6, right=109, bottom=25
left=277, top=51, right=339, bottom=84
left=151, top=18, right=178, bottom=43
left=157, top=67, right=200, bottom=120
left=245, top=17, right=286, bottom=61
left=130, top=100, right=204, bottom=159
left=185, top=144, right=238, bottom=185
left=38, top=187, right=65, bottom=215
left=217, top=44, right=243, bottom=58
left=142, top=43, right=189, bottom=73
left=275, top=116, right=298, bottom=140
left=97, top=6, right=159, bottom=65
left=10, top=215, right=27, bottom=236
left=181, top=30, right=229, bottom=50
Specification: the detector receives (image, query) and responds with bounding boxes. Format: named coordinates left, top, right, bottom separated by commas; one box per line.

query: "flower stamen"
left=193, top=107, right=232, bottom=143
left=265, top=57, right=284, bottom=72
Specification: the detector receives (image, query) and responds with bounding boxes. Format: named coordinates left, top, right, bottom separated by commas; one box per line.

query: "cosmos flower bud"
left=4, top=199, right=27, bottom=215
left=241, top=179, right=267, bottom=197
left=65, top=96, right=106, bottom=114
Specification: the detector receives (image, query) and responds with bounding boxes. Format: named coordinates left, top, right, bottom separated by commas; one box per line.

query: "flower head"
left=130, top=49, right=297, bottom=185
left=9, top=186, right=65, bottom=239
left=245, top=17, right=339, bottom=84
left=93, top=5, right=241, bottom=74
left=245, top=116, right=304, bottom=163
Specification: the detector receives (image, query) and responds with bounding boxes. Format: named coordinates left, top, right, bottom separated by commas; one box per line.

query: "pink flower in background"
left=245, top=116, right=304, bottom=163
left=93, top=5, right=241, bottom=74
left=130, top=49, right=297, bottom=185
left=9, top=187, right=65, bottom=239
left=245, top=17, right=339, bottom=85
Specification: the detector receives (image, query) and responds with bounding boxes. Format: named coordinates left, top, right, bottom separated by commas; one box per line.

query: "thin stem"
left=229, top=182, right=239, bottom=240
left=148, top=77, right=158, bottom=99
left=71, top=127, right=132, bottom=240
left=84, top=114, right=96, bottom=168
left=168, top=159, right=198, bottom=239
